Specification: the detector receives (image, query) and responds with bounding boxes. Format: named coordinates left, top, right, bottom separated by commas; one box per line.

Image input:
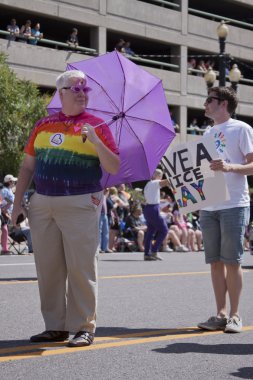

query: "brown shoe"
left=68, top=331, right=94, bottom=347
left=30, top=330, right=69, bottom=342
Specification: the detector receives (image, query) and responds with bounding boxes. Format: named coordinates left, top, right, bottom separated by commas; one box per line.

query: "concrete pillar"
left=170, top=45, right=180, bottom=71
left=179, top=105, right=187, bottom=143
left=181, top=0, right=188, bottom=36
left=90, top=0, right=107, bottom=55
left=90, top=26, right=107, bottom=55
left=179, top=0, right=188, bottom=142
left=180, top=45, right=187, bottom=96
left=99, top=0, right=107, bottom=15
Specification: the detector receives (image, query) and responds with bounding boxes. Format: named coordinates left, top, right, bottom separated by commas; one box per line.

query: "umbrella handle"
left=93, top=112, right=126, bottom=129
left=81, top=112, right=125, bottom=142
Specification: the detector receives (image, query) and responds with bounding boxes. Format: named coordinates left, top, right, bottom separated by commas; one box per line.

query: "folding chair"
left=8, top=226, right=28, bottom=255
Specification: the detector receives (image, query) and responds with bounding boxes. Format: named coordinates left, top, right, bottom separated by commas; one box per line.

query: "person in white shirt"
left=198, top=87, right=253, bottom=333
left=143, top=169, right=170, bottom=261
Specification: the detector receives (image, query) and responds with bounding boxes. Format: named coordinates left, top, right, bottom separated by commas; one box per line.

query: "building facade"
left=1, top=0, right=253, bottom=144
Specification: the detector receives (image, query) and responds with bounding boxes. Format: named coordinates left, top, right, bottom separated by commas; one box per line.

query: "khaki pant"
left=29, top=191, right=102, bottom=333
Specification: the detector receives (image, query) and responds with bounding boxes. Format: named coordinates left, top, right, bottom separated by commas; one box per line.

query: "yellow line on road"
left=1, top=326, right=253, bottom=362
left=0, top=327, right=199, bottom=355
left=0, top=269, right=251, bottom=285
left=99, top=271, right=211, bottom=279
left=0, top=271, right=211, bottom=285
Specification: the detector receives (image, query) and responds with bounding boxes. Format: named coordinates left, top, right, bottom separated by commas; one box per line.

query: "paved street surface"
left=0, top=250, right=253, bottom=380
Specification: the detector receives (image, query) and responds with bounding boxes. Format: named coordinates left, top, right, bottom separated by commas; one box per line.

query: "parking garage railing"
left=1, top=29, right=253, bottom=85
left=138, top=0, right=253, bottom=31
left=0, top=29, right=97, bottom=54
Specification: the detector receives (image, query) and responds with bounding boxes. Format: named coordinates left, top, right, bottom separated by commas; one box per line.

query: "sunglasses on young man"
left=62, top=83, right=92, bottom=94
left=205, top=96, right=224, bottom=104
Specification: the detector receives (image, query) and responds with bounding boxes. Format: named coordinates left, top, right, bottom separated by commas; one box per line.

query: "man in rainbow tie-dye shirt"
left=12, top=70, right=120, bottom=347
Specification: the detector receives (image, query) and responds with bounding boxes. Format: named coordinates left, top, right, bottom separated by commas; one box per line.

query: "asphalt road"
left=0, top=250, right=253, bottom=380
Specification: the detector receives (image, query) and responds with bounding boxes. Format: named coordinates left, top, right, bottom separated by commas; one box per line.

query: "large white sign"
left=161, top=137, right=229, bottom=214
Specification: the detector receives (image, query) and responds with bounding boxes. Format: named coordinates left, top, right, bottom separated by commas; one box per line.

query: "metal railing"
left=188, top=68, right=253, bottom=86
left=0, top=29, right=178, bottom=71
left=137, top=0, right=179, bottom=9
left=138, top=0, right=253, bottom=31
left=129, top=54, right=179, bottom=70
left=187, top=127, right=206, bottom=135
left=188, top=8, right=253, bottom=31
left=1, top=29, right=253, bottom=84
left=0, top=29, right=97, bottom=54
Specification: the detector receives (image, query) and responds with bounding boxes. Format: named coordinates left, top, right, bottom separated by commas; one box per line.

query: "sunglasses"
left=62, top=84, right=91, bottom=94
left=205, top=96, right=224, bottom=104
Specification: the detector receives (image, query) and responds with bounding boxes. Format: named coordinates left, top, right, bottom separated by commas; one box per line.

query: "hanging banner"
left=161, top=136, right=229, bottom=214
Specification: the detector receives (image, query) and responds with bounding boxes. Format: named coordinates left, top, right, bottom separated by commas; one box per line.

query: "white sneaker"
left=198, top=316, right=228, bottom=331
left=175, top=245, right=189, bottom=252
left=162, top=246, right=173, bottom=252
left=224, top=316, right=242, bottom=333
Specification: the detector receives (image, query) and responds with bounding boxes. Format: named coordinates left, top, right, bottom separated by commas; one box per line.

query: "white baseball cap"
left=4, top=174, right=17, bottom=183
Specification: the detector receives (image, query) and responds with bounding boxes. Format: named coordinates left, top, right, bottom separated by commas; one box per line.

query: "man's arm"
left=210, top=152, right=253, bottom=175
left=12, top=154, right=36, bottom=226
left=159, top=179, right=170, bottom=188
left=82, top=123, right=120, bottom=175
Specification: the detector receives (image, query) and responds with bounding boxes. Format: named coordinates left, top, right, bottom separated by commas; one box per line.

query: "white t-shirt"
left=144, top=180, right=161, bottom=204
left=202, top=118, right=253, bottom=211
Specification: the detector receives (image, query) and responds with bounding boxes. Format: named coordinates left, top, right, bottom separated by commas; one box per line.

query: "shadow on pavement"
left=0, top=277, right=37, bottom=282
left=0, top=327, right=207, bottom=352
left=96, top=326, right=209, bottom=338
left=152, top=342, right=253, bottom=355
left=242, top=266, right=253, bottom=270
left=230, top=367, right=253, bottom=379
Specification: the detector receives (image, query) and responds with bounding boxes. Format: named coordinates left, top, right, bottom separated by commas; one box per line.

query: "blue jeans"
left=99, top=213, right=109, bottom=251
left=143, top=204, right=168, bottom=255
left=200, top=207, right=249, bottom=264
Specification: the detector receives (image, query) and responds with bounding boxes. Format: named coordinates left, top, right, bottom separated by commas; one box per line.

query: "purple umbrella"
left=47, top=51, right=175, bottom=187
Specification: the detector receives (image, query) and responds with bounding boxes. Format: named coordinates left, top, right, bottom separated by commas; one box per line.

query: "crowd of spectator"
left=114, top=38, right=136, bottom=56
left=6, top=18, right=43, bottom=44
left=100, top=183, right=205, bottom=254
left=0, top=177, right=252, bottom=255
left=187, top=58, right=217, bottom=74
left=187, top=118, right=210, bottom=135
left=5, top=18, right=80, bottom=50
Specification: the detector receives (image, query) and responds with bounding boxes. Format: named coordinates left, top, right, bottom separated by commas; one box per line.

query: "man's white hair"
left=56, top=70, right=86, bottom=90
left=152, top=168, right=163, bottom=179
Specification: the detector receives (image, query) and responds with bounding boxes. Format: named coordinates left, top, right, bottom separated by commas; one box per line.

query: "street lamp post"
left=229, top=64, right=241, bottom=92
left=216, top=20, right=229, bottom=87
left=204, top=67, right=217, bottom=90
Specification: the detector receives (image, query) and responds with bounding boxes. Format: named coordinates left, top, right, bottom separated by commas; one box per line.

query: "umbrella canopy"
left=47, top=51, right=175, bottom=188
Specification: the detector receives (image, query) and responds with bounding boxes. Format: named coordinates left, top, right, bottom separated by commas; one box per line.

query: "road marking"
left=99, top=271, right=211, bottom=279
left=0, top=271, right=212, bottom=285
left=1, top=326, right=253, bottom=362
left=0, top=263, right=34, bottom=266
left=1, top=269, right=252, bottom=285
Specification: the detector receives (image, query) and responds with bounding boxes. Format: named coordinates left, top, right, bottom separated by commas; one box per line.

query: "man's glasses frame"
left=205, top=96, right=224, bottom=104
left=61, top=84, right=91, bottom=94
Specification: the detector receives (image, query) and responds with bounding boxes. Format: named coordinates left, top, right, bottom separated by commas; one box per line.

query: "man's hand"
left=11, top=206, right=26, bottom=227
left=210, top=159, right=232, bottom=172
left=81, top=123, right=99, bottom=144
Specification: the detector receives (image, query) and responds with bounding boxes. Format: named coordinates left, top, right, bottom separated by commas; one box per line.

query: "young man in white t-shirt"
left=198, top=86, right=253, bottom=333
left=143, top=169, right=170, bottom=261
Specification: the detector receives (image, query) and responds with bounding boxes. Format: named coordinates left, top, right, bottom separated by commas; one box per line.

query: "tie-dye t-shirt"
left=25, top=111, right=119, bottom=196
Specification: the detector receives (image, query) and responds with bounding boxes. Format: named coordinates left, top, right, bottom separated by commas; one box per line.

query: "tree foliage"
left=0, top=53, right=49, bottom=180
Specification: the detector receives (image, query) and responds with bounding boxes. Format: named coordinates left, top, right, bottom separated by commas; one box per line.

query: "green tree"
left=0, top=53, right=49, bottom=180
